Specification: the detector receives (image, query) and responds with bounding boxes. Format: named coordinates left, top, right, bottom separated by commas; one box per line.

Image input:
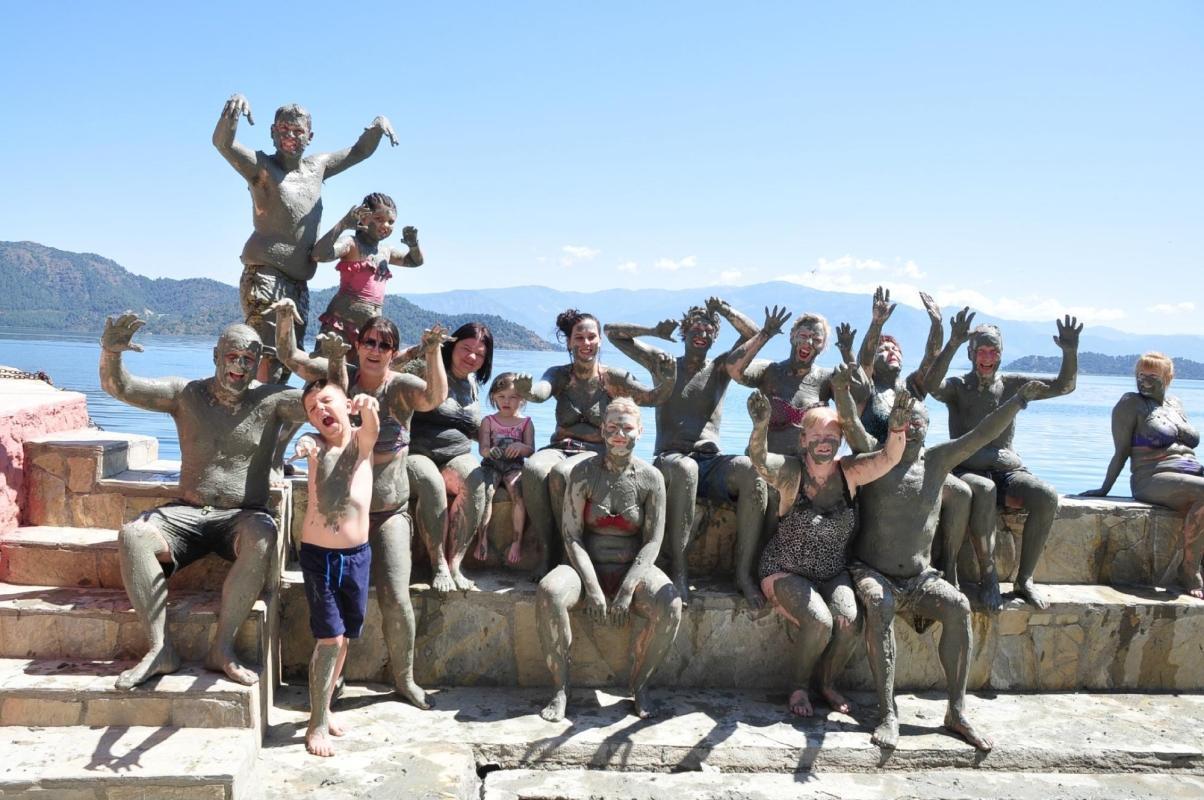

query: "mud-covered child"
left=294, top=380, right=380, bottom=757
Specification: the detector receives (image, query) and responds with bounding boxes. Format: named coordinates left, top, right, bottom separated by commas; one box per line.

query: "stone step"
left=0, top=582, right=266, bottom=665
left=1, top=724, right=259, bottom=799
left=277, top=571, right=1204, bottom=692
left=0, top=525, right=231, bottom=591
left=483, top=769, right=1204, bottom=800
left=265, top=683, right=1204, bottom=778
left=0, top=657, right=259, bottom=729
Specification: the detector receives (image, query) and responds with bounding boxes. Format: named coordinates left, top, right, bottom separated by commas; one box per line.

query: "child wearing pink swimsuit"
left=476, top=373, right=536, bottom=565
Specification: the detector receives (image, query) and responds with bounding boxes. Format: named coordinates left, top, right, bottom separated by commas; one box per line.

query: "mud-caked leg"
left=444, top=455, right=488, bottom=591
left=1006, top=472, right=1058, bottom=610
left=938, top=475, right=971, bottom=588
left=116, top=519, right=179, bottom=689
left=766, top=573, right=830, bottom=717
left=655, top=454, right=700, bottom=604
left=371, top=511, right=429, bottom=709
left=960, top=472, right=1001, bottom=610
left=817, top=573, right=859, bottom=714
left=206, top=512, right=276, bottom=685
left=523, top=450, right=568, bottom=577
left=408, top=455, right=454, bottom=594
left=627, top=566, right=682, bottom=719
left=726, top=457, right=769, bottom=608
left=854, top=569, right=899, bottom=749
left=536, top=565, right=582, bottom=721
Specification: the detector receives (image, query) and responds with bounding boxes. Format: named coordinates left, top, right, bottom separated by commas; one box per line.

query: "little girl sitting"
left=311, top=192, right=423, bottom=343
left=477, top=372, right=536, bottom=564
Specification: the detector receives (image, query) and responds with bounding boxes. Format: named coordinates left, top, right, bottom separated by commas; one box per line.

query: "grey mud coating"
left=99, top=315, right=307, bottom=689
left=536, top=401, right=682, bottom=722
left=605, top=298, right=789, bottom=607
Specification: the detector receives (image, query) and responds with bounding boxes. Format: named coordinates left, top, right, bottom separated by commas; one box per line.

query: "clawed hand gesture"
left=316, top=333, right=350, bottom=362
left=222, top=93, right=253, bottom=124
left=1054, top=315, right=1082, bottom=351
left=949, top=307, right=976, bottom=344
left=401, top=226, right=419, bottom=247
left=101, top=312, right=146, bottom=354
left=653, top=319, right=678, bottom=342
left=269, top=298, right=304, bottom=325
left=421, top=324, right=452, bottom=351
left=1018, top=380, right=1044, bottom=403
left=887, top=389, right=916, bottom=431
left=872, top=286, right=897, bottom=324
left=371, top=115, right=399, bottom=147
left=835, top=322, right=857, bottom=355
left=652, top=351, right=676, bottom=384
left=512, top=373, right=534, bottom=398
left=705, top=296, right=729, bottom=317
left=829, top=362, right=853, bottom=392
left=349, top=393, right=380, bottom=417
left=344, top=204, right=370, bottom=228
left=747, top=390, right=771, bottom=425
left=762, top=305, right=792, bottom=338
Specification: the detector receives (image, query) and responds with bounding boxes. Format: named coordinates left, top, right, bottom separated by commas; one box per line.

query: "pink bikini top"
left=336, top=259, right=391, bottom=305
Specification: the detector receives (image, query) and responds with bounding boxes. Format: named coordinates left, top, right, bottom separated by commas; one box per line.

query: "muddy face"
left=569, top=319, right=601, bottom=367
left=271, top=117, right=312, bottom=157
left=360, top=208, right=396, bottom=243
left=682, top=316, right=718, bottom=355
left=802, top=419, right=842, bottom=465
left=1136, top=370, right=1167, bottom=402
left=874, top=340, right=904, bottom=379
left=602, top=408, right=641, bottom=457
left=212, top=326, right=262, bottom=396
left=304, top=386, right=350, bottom=442
left=355, top=330, right=397, bottom=384
left=790, top=322, right=826, bottom=369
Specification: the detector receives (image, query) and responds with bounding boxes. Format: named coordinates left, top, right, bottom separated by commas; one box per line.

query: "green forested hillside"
left=0, top=241, right=554, bottom=350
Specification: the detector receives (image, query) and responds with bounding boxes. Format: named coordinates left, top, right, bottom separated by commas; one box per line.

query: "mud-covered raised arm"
left=99, top=314, right=184, bottom=414
left=212, top=93, right=257, bottom=181
left=271, top=299, right=340, bottom=382
left=725, top=306, right=791, bottom=379
left=1081, top=395, right=1139, bottom=497
left=323, top=116, right=397, bottom=178
left=924, top=306, right=976, bottom=401
left=746, top=391, right=799, bottom=492
left=903, top=293, right=946, bottom=397
left=514, top=368, right=557, bottom=404
left=856, top=286, right=896, bottom=374
left=603, top=319, right=675, bottom=373
left=604, top=364, right=675, bottom=407
left=311, top=206, right=360, bottom=263
left=1026, top=316, right=1082, bottom=400
left=842, top=391, right=911, bottom=492
left=930, top=382, right=1042, bottom=474
left=708, top=296, right=759, bottom=341
left=389, top=227, right=424, bottom=268
left=396, top=326, right=449, bottom=414
left=830, top=364, right=878, bottom=453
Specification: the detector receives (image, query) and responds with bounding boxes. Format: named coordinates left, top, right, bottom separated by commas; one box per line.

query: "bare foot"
left=115, top=643, right=181, bottom=690
left=1014, top=578, right=1049, bottom=610
left=787, top=688, right=813, bottom=717
left=979, top=569, right=1004, bottom=613
left=305, top=725, right=335, bottom=757
left=451, top=568, right=478, bottom=592
left=871, top=714, right=899, bottom=749
left=474, top=533, right=488, bottom=562
left=431, top=565, right=457, bottom=595
left=633, top=687, right=662, bottom=719
left=506, top=541, right=523, bottom=566
left=396, top=679, right=431, bottom=710
left=327, top=715, right=346, bottom=737
left=1178, top=565, right=1203, bottom=599
left=738, top=578, right=766, bottom=610
left=540, top=689, right=567, bottom=722
left=819, top=686, right=850, bottom=715
left=205, top=646, right=259, bottom=685
left=945, top=710, right=993, bottom=752
left=672, top=570, right=691, bottom=607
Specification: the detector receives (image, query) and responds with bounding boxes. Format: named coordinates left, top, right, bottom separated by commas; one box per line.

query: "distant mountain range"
left=0, top=242, right=554, bottom=350
left=1005, top=352, right=1204, bottom=380
left=408, top=284, right=1204, bottom=367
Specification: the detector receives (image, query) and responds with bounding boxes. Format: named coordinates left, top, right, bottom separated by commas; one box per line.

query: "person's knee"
left=118, top=520, right=166, bottom=557
left=315, top=635, right=345, bottom=648
left=236, top=516, right=277, bottom=560
left=941, top=591, right=972, bottom=624
left=945, top=478, right=971, bottom=506
left=659, top=457, right=698, bottom=493
left=859, top=584, right=894, bottom=624
left=963, top=474, right=995, bottom=504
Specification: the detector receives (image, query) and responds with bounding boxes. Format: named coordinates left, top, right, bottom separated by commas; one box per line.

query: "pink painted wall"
left=0, top=388, right=90, bottom=534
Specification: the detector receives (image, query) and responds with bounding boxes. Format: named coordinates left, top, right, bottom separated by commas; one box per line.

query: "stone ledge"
left=0, top=526, right=233, bottom=591
left=277, top=572, right=1204, bottom=692
left=0, top=658, right=259, bottom=729
left=0, top=583, right=266, bottom=666
left=0, top=724, right=259, bottom=799
left=0, top=388, right=90, bottom=535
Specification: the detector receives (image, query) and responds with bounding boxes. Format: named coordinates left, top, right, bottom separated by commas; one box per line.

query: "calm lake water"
left=4, top=328, right=1202, bottom=496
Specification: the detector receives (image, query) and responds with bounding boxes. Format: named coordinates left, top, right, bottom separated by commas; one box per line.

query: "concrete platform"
left=1, top=526, right=232, bottom=591
left=0, top=658, right=259, bottom=729
left=0, top=724, right=260, bottom=799
left=483, top=769, right=1204, bottom=800
left=0, top=583, right=266, bottom=665
left=257, top=684, right=1204, bottom=780
left=277, top=571, right=1204, bottom=693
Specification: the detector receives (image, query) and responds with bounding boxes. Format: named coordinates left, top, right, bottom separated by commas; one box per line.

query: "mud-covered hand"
left=872, top=285, right=897, bottom=324
left=653, top=351, right=676, bottom=385
left=835, top=322, right=856, bottom=355
left=609, top=588, right=633, bottom=625
left=421, top=324, right=452, bottom=352
left=370, top=115, right=398, bottom=146
left=762, top=305, right=792, bottom=338
left=1079, top=487, right=1109, bottom=497
left=705, top=296, right=730, bottom=317
left=949, top=307, right=976, bottom=345
left=222, top=93, right=253, bottom=124
left=747, top=390, right=772, bottom=425
left=829, top=362, right=853, bottom=393
left=101, top=313, right=146, bottom=353
left=652, top=319, right=678, bottom=342
left=269, top=298, right=304, bottom=326
left=887, top=389, right=916, bottom=430
left=292, top=435, right=319, bottom=462
left=401, top=226, right=419, bottom=247
left=316, top=333, right=351, bottom=362
left=1054, top=315, right=1082, bottom=351
left=920, top=291, right=941, bottom=324
left=349, top=393, right=380, bottom=417
left=1018, top=380, right=1045, bottom=403
left=584, top=589, right=608, bottom=623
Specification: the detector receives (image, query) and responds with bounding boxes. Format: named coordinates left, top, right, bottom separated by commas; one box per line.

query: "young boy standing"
left=295, top=380, right=380, bottom=757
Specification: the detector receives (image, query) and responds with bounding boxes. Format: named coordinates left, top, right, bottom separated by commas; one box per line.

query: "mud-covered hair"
left=789, top=312, right=830, bottom=342
left=800, top=405, right=840, bottom=435
left=444, top=322, right=494, bottom=383
left=555, top=309, right=600, bottom=343
left=968, top=324, right=1003, bottom=352
left=356, top=316, right=400, bottom=353
left=680, top=305, right=720, bottom=332
left=604, top=395, right=642, bottom=424
left=273, top=103, right=312, bottom=129
left=362, top=192, right=396, bottom=213
left=1135, top=352, right=1174, bottom=386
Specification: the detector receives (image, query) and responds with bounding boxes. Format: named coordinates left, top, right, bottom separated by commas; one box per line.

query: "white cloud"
left=560, top=245, right=600, bottom=267
left=776, top=254, right=1126, bottom=325
left=616, top=260, right=639, bottom=274
left=654, top=255, right=698, bottom=271
left=718, top=270, right=743, bottom=284
left=1148, top=301, right=1195, bottom=314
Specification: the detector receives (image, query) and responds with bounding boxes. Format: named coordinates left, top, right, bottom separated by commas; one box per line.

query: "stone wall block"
left=25, top=466, right=67, bottom=526
left=1149, top=509, right=1183, bottom=585
left=666, top=605, right=785, bottom=688
left=1, top=696, right=83, bottom=726
left=1, top=544, right=101, bottom=588
left=106, top=786, right=226, bottom=800
left=58, top=616, right=120, bottom=660
left=1099, top=513, right=1152, bottom=585
left=511, top=599, right=547, bottom=687
left=170, top=697, right=252, bottom=728
left=990, top=624, right=1038, bottom=690
left=66, top=455, right=100, bottom=494
left=686, top=502, right=738, bottom=577
left=82, top=696, right=173, bottom=727
left=1036, top=506, right=1101, bottom=583
left=416, top=597, right=517, bottom=686
left=0, top=614, right=63, bottom=658
left=30, top=451, right=65, bottom=476
left=68, top=492, right=125, bottom=529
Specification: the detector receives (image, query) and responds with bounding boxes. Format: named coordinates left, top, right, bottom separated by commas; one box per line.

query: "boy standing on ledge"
left=295, top=381, right=380, bottom=757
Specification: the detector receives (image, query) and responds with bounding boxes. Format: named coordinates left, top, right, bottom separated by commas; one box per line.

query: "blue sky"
left=2, top=2, right=1200, bottom=333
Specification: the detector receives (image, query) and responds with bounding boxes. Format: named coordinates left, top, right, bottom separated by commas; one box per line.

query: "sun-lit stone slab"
left=0, top=724, right=259, bottom=799
left=277, top=572, right=1204, bottom=692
